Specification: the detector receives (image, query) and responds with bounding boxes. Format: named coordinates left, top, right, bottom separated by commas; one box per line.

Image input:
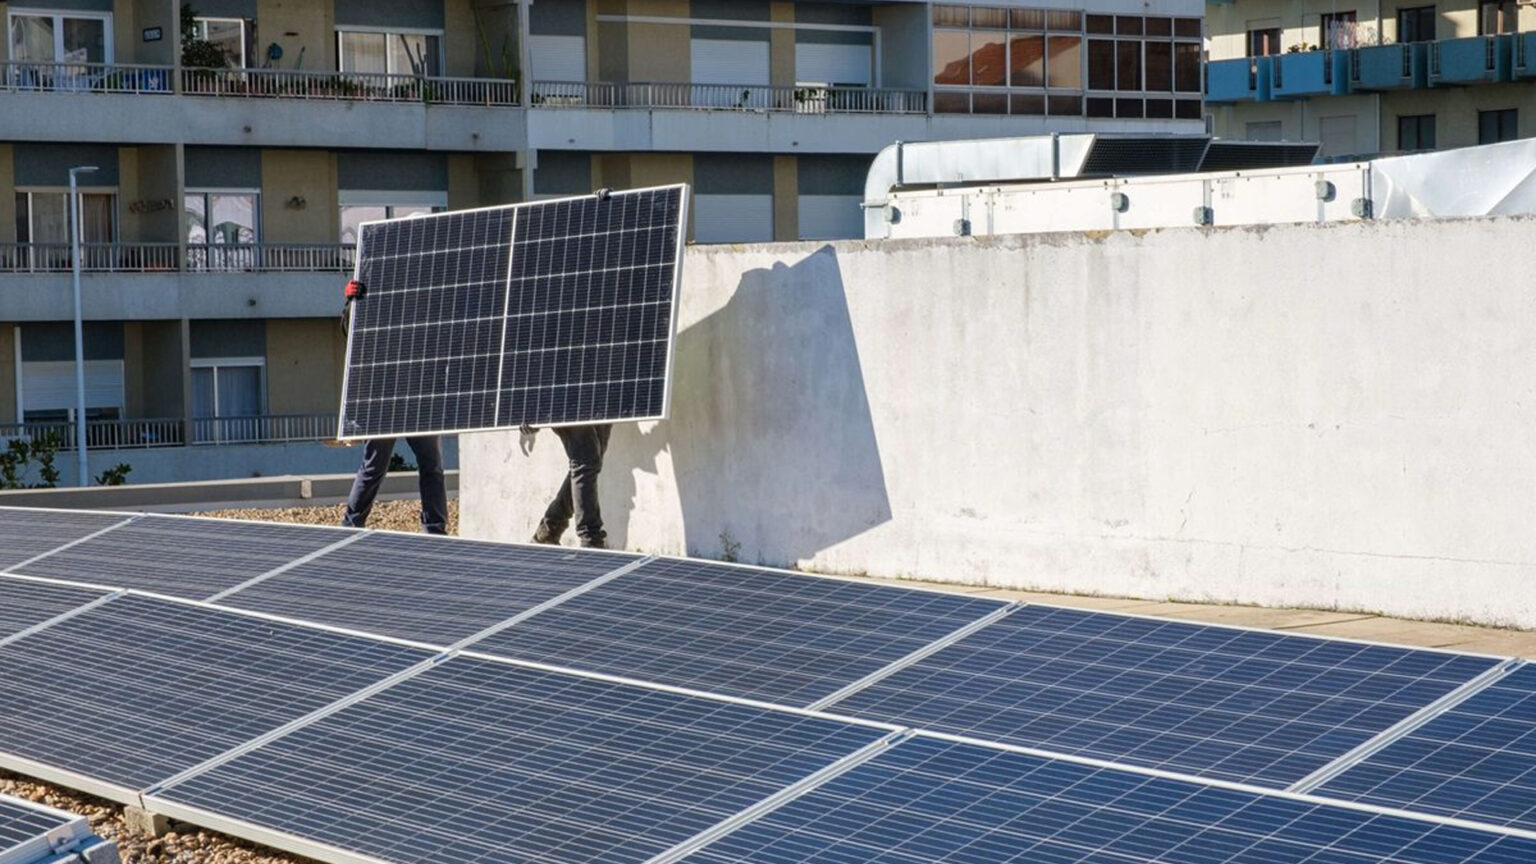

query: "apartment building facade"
left=0, top=0, right=1203, bottom=484
left=1207, top=1, right=1536, bottom=158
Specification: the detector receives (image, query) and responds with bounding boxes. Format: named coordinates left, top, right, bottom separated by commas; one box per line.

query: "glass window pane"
left=209, top=194, right=256, bottom=244
left=191, top=369, right=215, bottom=419
left=216, top=366, right=262, bottom=416
left=339, top=31, right=387, bottom=74
left=61, top=17, right=105, bottom=64
left=1087, top=15, right=1114, bottom=34
left=200, top=18, right=244, bottom=66
left=1011, top=9, right=1044, bottom=30
left=1086, top=96, right=1114, bottom=117
left=1117, top=40, right=1141, bottom=90
left=1048, top=11, right=1083, bottom=31
left=340, top=206, right=387, bottom=245
left=973, top=33, right=1006, bottom=86
left=15, top=194, right=29, bottom=243
left=1175, top=98, right=1201, bottom=119
left=972, top=8, right=1007, bottom=29
left=1116, top=97, right=1143, bottom=118
left=1088, top=39, right=1114, bottom=89
left=1174, top=42, right=1201, bottom=91
left=933, top=91, right=970, bottom=113
left=933, top=30, right=970, bottom=85
left=1047, top=94, right=1081, bottom=116
left=388, top=33, right=439, bottom=76
left=1010, top=35, right=1045, bottom=87
left=10, top=15, right=55, bottom=61
left=1146, top=98, right=1173, bottom=118
left=973, top=92, right=1007, bottom=113
left=1175, top=18, right=1202, bottom=38
left=1010, top=93, right=1045, bottom=115
left=29, top=194, right=69, bottom=245
left=1047, top=36, right=1082, bottom=89
left=1146, top=17, right=1172, bottom=37
left=1117, top=16, right=1143, bottom=36
left=933, top=5, right=968, bottom=27
left=185, top=195, right=208, bottom=244
left=1146, top=41, right=1172, bottom=90
left=81, top=194, right=113, bottom=243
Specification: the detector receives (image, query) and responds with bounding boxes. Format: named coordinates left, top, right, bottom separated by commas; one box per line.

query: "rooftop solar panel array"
left=339, top=185, right=687, bottom=439
left=0, top=507, right=128, bottom=571
left=0, top=794, right=76, bottom=856
left=152, top=657, right=892, bottom=864
left=0, top=575, right=106, bottom=641
left=1316, top=663, right=1536, bottom=831
left=468, top=557, right=1008, bottom=706
left=676, top=736, right=1536, bottom=864
left=0, top=506, right=1533, bottom=864
left=218, top=532, right=643, bottom=644
left=11, top=515, right=348, bottom=600
left=822, top=603, right=1499, bottom=787
left=0, top=593, right=429, bottom=792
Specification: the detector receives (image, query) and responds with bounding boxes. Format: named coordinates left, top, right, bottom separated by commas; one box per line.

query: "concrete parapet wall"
left=463, top=216, right=1536, bottom=629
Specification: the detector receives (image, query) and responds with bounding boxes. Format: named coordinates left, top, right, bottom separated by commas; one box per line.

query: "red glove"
left=345, top=279, right=366, bottom=299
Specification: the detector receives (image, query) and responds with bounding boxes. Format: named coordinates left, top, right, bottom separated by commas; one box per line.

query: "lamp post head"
left=68, top=165, right=99, bottom=179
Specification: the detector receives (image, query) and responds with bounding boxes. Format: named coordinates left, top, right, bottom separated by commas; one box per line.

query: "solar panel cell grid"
left=0, top=508, right=128, bottom=571
left=217, top=533, right=642, bottom=645
left=0, top=794, right=72, bottom=852
left=1316, top=664, right=1536, bottom=831
left=12, top=516, right=348, bottom=601
left=0, top=575, right=107, bottom=641
left=0, top=594, right=430, bottom=791
left=467, top=557, right=1007, bottom=706
left=825, top=604, right=1499, bottom=787
left=676, top=736, right=1536, bottom=864
left=155, top=657, right=889, bottom=864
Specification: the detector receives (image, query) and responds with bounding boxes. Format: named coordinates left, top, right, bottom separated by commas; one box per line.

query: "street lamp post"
left=68, top=165, right=98, bottom=487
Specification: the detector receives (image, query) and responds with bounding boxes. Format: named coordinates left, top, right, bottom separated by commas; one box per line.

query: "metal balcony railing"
left=0, top=243, right=180, bottom=273
left=191, top=414, right=336, bottom=445
left=180, top=68, right=519, bottom=105
left=0, top=60, right=173, bottom=94
left=530, top=80, right=928, bottom=114
left=0, top=414, right=336, bottom=451
left=185, top=244, right=356, bottom=273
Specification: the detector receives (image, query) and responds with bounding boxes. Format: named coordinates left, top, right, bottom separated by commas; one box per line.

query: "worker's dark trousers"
left=540, top=424, right=612, bottom=546
left=342, top=436, right=448, bottom=535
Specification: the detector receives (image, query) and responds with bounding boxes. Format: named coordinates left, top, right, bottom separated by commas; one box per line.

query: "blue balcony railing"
left=1351, top=43, right=1428, bottom=91
left=1206, top=56, right=1269, bottom=103
left=1513, top=32, right=1536, bottom=79
left=1272, top=50, right=1351, bottom=98
left=1430, top=34, right=1512, bottom=86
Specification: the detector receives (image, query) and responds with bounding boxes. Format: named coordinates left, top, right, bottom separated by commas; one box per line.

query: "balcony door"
left=8, top=10, right=110, bottom=89
left=185, top=190, right=259, bottom=272
left=338, top=29, right=442, bottom=77
left=192, top=359, right=265, bottom=443
left=15, top=190, right=115, bottom=270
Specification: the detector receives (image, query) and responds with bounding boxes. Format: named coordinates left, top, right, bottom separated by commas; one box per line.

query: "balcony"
left=1429, top=35, right=1512, bottom=86
left=1351, top=43, right=1428, bottom=91
left=1512, top=33, right=1536, bottom=80
left=0, top=414, right=336, bottom=452
left=0, top=243, right=355, bottom=274
left=529, top=80, right=927, bottom=114
left=1206, top=57, right=1271, bottom=103
left=1271, top=50, right=1351, bottom=99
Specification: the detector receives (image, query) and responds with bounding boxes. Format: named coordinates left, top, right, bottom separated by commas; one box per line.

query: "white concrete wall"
left=463, top=216, right=1536, bottom=628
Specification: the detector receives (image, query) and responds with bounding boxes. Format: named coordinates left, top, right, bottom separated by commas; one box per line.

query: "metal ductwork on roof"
left=863, top=134, right=1322, bottom=239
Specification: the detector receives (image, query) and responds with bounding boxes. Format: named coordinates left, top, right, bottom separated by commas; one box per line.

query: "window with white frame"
left=185, top=190, right=259, bottom=272
left=339, top=192, right=447, bottom=244
left=337, top=29, right=442, bottom=76
left=14, top=189, right=115, bottom=270
left=8, top=8, right=111, bottom=67
left=191, top=17, right=249, bottom=67
left=192, top=358, right=265, bottom=442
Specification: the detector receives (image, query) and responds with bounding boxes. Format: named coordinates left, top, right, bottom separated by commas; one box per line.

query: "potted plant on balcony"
left=180, top=3, right=229, bottom=91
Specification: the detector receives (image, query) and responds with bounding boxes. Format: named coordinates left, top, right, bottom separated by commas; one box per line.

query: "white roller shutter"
left=529, top=34, right=586, bottom=82
left=798, top=195, right=864, bottom=240
left=690, top=38, right=770, bottom=85
left=694, top=194, right=774, bottom=244
left=794, top=43, right=872, bottom=86
left=21, top=361, right=125, bottom=412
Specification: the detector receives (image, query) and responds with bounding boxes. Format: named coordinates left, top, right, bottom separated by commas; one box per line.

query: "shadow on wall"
left=602, top=244, right=892, bottom=565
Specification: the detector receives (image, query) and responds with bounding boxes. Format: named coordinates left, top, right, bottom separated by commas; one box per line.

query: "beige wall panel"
left=770, top=3, right=794, bottom=87
left=447, top=153, right=480, bottom=209
left=597, top=21, right=628, bottom=80
left=265, top=319, right=343, bottom=415
left=473, top=153, right=523, bottom=206
left=594, top=154, right=632, bottom=190
left=1222, top=102, right=1305, bottom=141
left=123, top=322, right=144, bottom=416
left=140, top=320, right=184, bottom=419
left=0, top=325, right=15, bottom=423
left=0, top=3, right=8, bottom=63
left=629, top=22, right=689, bottom=80
left=134, top=145, right=181, bottom=244
left=261, top=151, right=337, bottom=243
left=587, top=0, right=600, bottom=81
left=626, top=153, right=692, bottom=238
left=256, top=0, right=336, bottom=72
left=0, top=144, right=15, bottom=245
left=445, top=0, right=477, bottom=77
left=628, top=0, right=688, bottom=16
left=130, top=0, right=176, bottom=65
left=773, top=155, right=796, bottom=242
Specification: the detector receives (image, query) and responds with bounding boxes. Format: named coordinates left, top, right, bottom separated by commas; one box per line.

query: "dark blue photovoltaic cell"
left=219, top=533, right=641, bottom=645
left=0, top=507, right=128, bottom=570
left=0, top=794, right=74, bottom=852
left=1317, top=664, right=1536, bottom=830
left=14, top=515, right=348, bottom=601
left=0, top=574, right=107, bottom=640
left=0, top=594, right=430, bottom=790
left=155, top=657, right=889, bottom=864
left=468, top=558, right=1006, bottom=706
left=678, top=736, right=1536, bottom=864
left=826, top=604, right=1498, bottom=787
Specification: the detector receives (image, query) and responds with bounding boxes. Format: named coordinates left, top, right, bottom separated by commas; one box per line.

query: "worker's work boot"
left=531, top=521, right=564, bottom=545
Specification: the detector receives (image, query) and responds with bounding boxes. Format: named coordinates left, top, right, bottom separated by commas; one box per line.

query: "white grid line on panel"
left=493, top=207, right=520, bottom=428
left=203, top=532, right=371, bottom=603
left=640, top=729, right=915, bottom=864
left=445, top=554, right=658, bottom=652
left=8, top=515, right=142, bottom=573
left=806, top=603, right=1023, bottom=711
left=658, top=187, right=690, bottom=421
left=0, top=590, right=126, bottom=651
left=1288, top=657, right=1527, bottom=794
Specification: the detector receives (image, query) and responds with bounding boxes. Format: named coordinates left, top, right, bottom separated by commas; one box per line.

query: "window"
left=1321, top=12, right=1358, bottom=49
left=933, top=29, right=971, bottom=85
left=1479, top=108, right=1518, bottom=144
left=1247, top=27, right=1281, bottom=57
left=337, top=29, right=441, bottom=76
left=8, top=9, right=109, bottom=89
left=191, top=17, right=249, bottom=67
left=185, top=191, right=258, bottom=271
left=340, top=204, right=437, bottom=245
left=192, top=358, right=264, bottom=442
left=1398, top=6, right=1436, bottom=43
left=14, top=191, right=114, bottom=270
left=1399, top=114, right=1436, bottom=151
left=1480, top=2, right=1514, bottom=35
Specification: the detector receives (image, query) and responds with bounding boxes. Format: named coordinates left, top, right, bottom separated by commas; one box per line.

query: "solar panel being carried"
left=1315, top=662, right=1536, bottom=831
left=822, top=604, right=1500, bottom=788
left=150, top=657, right=894, bottom=864
left=339, top=185, right=688, bottom=439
